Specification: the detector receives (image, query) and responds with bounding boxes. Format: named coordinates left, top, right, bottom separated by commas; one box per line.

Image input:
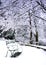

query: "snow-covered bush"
left=2, top=28, right=15, bottom=40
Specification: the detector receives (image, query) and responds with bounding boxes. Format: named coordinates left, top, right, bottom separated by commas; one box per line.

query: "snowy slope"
left=0, top=40, right=46, bottom=65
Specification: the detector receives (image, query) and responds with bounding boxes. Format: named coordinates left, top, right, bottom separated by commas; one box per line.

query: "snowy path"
left=0, top=40, right=46, bottom=65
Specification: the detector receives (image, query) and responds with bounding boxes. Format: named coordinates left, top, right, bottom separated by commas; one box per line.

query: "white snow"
left=0, top=40, right=46, bottom=65
left=0, top=40, right=8, bottom=57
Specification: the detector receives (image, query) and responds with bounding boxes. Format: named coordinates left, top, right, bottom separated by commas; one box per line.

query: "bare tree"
left=28, top=10, right=33, bottom=44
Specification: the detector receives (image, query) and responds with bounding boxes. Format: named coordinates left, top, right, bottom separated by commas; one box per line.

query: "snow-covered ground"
left=0, top=40, right=46, bottom=65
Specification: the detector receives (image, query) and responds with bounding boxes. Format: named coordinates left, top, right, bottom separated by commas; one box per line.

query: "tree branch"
left=36, top=1, right=46, bottom=11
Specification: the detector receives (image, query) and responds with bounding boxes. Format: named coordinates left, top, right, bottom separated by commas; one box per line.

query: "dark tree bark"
left=28, top=10, right=32, bottom=44
left=0, top=0, right=2, bottom=5
left=35, top=30, right=38, bottom=45
left=34, top=18, right=38, bottom=45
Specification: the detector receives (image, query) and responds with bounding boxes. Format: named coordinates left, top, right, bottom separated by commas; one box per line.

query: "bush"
left=2, top=28, right=15, bottom=40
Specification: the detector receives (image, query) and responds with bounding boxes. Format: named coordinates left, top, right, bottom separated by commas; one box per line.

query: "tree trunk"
left=28, top=10, right=32, bottom=44
left=35, top=31, right=38, bottom=45
left=30, top=30, right=32, bottom=44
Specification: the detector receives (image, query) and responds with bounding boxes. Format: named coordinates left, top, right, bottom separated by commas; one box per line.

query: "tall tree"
left=28, top=10, right=32, bottom=44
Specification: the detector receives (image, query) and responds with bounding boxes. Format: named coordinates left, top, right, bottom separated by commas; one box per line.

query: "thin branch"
left=36, top=1, right=46, bottom=11
left=14, top=8, right=46, bottom=22
left=0, top=0, right=46, bottom=22
left=33, top=14, right=46, bottom=21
